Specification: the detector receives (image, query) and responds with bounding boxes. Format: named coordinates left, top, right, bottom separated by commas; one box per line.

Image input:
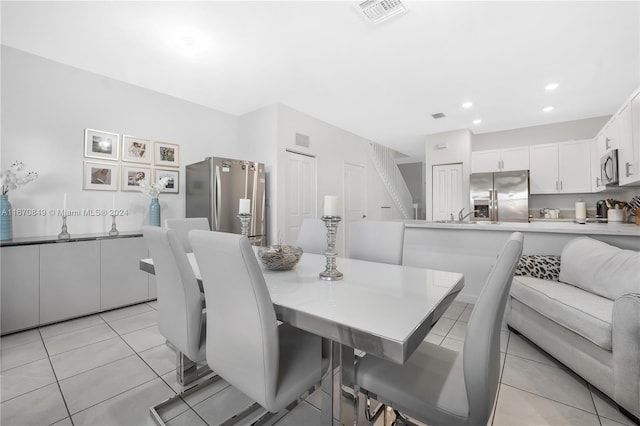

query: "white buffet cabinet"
left=0, top=232, right=156, bottom=335
left=402, top=220, right=640, bottom=304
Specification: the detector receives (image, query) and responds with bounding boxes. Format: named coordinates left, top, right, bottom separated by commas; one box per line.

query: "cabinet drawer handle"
left=605, top=137, right=611, bottom=150
left=626, top=162, right=633, bottom=177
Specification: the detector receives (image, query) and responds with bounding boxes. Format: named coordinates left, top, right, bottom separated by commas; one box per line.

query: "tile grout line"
left=99, top=316, right=200, bottom=424
left=498, top=383, right=601, bottom=418
left=37, top=327, right=75, bottom=426
left=491, top=330, right=511, bottom=426
left=587, top=384, right=606, bottom=426
left=61, top=319, right=179, bottom=422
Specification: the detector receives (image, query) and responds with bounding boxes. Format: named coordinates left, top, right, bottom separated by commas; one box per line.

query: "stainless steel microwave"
left=600, top=149, right=619, bottom=185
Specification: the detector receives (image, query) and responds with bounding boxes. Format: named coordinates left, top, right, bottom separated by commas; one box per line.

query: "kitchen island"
left=402, top=220, right=640, bottom=302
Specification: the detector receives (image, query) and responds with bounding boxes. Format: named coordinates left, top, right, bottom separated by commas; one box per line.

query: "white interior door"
left=344, top=163, right=366, bottom=256
left=285, top=151, right=316, bottom=245
left=432, top=163, right=463, bottom=221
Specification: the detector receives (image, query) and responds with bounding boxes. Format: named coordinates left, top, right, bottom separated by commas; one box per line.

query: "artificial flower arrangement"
left=138, top=176, right=171, bottom=197
left=0, top=161, right=38, bottom=195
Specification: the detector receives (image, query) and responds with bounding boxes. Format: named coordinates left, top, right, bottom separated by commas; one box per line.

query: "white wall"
left=472, top=116, right=610, bottom=151
left=1, top=46, right=240, bottom=238
left=275, top=104, right=398, bottom=253
left=237, top=104, right=279, bottom=244
left=424, top=130, right=473, bottom=221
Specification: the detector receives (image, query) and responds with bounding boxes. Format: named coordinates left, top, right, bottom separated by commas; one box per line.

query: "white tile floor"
left=1, top=300, right=637, bottom=426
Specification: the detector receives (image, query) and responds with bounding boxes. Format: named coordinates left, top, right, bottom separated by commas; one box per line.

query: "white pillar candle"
left=323, top=195, right=339, bottom=217
left=575, top=201, right=586, bottom=220
left=112, top=195, right=116, bottom=210
left=239, top=198, right=251, bottom=214
left=63, top=193, right=67, bottom=211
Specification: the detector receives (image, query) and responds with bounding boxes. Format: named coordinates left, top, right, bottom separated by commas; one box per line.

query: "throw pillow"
left=515, top=255, right=561, bottom=281
left=559, top=237, right=640, bottom=301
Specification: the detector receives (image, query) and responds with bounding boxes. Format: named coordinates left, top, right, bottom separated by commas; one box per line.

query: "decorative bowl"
left=258, top=245, right=303, bottom=270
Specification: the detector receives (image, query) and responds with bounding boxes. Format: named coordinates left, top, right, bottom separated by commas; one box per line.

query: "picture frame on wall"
left=84, top=128, right=120, bottom=161
left=154, top=168, right=179, bottom=194
left=154, top=141, right=180, bottom=167
left=122, top=165, right=151, bottom=192
left=122, top=135, right=151, bottom=164
left=83, top=161, right=119, bottom=191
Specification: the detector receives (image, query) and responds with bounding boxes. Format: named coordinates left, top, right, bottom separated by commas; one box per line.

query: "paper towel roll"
left=575, top=202, right=586, bottom=220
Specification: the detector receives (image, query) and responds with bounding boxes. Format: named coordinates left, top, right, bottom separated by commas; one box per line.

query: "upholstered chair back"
left=463, top=231, right=523, bottom=424
left=165, top=217, right=210, bottom=253
left=190, top=230, right=280, bottom=409
left=142, top=226, right=205, bottom=362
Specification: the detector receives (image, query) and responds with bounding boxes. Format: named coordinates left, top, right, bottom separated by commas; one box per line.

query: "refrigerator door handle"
left=213, top=165, right=222, bottom=231
left=493, top=189, right=498, bottom=222
left=489, top=190, right=494, bottom=222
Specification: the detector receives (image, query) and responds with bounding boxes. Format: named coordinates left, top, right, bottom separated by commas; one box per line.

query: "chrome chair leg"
left=150, top=373, right=221, bottom=426
left=176, top=351, right=212, bottom=386
left=150, top=346, right=218, bottom=426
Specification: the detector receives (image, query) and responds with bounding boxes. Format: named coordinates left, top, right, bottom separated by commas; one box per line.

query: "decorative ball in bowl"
left=258, top=245, right=303, bottom=270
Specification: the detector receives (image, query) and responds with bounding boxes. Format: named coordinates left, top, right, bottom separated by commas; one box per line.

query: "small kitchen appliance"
left=596, top=200, right=608, bottom=219
left=600, top=149, right=619, bottom=185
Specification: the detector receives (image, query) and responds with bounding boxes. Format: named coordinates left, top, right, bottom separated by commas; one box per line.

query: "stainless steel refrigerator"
left=186, top=157, right=266, bottom=245
left=469, top=170, right=529, bottom=222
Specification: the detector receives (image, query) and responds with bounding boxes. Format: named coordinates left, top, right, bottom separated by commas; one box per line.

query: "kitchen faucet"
left=458, top=208, right=478, bottom=222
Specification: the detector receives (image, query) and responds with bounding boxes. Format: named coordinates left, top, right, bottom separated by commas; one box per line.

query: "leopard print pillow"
left=515, top=255, right=561, bottom=281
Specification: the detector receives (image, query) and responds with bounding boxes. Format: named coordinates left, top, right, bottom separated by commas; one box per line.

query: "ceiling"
left=2, top=1, right=639, bottom=161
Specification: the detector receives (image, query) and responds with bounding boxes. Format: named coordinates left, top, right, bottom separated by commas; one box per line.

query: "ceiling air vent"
left=359, top=0, right=407, bottom=24
left=295, top=133, right=310, bottom=148
left=432, top=112, right=446, bottom=119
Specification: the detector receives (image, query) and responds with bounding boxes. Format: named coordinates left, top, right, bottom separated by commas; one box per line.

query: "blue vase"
left=149, top=197, right=161, bottom=227
left=1, top=195, right=13, bottom=240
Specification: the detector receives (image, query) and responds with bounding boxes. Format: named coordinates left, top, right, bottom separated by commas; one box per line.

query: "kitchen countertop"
left=0, top=231, right=143, bottom=247
left=404, top=220, right=640, bottom=236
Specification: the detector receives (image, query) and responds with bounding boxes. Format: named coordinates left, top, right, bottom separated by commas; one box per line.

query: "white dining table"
left=140, top=250, right=464, bottom=425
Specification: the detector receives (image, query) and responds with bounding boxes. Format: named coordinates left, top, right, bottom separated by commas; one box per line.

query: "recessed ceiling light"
left=472, top=119, right=482, bottom=125
left=545, top=83, right=559, bottom=91
left=462, top=102, right=473, bottom=109
left=542, top=106, right=554, bottom=112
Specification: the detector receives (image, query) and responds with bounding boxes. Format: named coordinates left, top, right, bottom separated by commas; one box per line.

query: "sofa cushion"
left=515, top=255, right=561, bottom=281
left=510, top=276, right=614, bottom=351
left=558, top=237, right=640, bottom=301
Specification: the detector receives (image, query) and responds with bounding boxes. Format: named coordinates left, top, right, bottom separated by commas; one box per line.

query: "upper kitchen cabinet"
left=530, top=140, right=592, bottom=194
left=596, top=115, right=618, bottom=156
left=618, top=89, right=640, bottom=186
left=471, top=146, right=529, bottom=173
left=590, top=138, right=607, bottom=193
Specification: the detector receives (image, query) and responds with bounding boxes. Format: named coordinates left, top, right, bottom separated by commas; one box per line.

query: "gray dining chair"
left=354, top=232, right=524, bottom=426
left=165, top=217, right=210, bottom=253
left=296, top=218, right=327, bottom=255
left=189, top=230, right=327, bottom=422
left=143, top=226, right=216, bottom=425
left=348, top=220, right=405, bottom=265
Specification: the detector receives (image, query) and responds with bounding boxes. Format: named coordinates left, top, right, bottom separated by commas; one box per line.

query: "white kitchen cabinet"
left=597, top=115, right=618, bottom=156
left=530, top=140, right=591, bottom=194
left=40, top=240, right=100, bottom=325
left=591, top=138, right=607, bottom=192
left=1, top=245, right=40, bottom=334
left=471, top=147, right=529, bottom=173
left=619, top=90, right=640, bottom=186
left=100, top=237, right=150, bottom=310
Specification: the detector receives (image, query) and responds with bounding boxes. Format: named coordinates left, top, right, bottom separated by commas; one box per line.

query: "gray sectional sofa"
left=506, top=236, right=640, bottom=421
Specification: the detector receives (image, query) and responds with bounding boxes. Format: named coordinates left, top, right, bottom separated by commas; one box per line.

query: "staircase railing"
left=368, top=142, right=413, bottom=219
